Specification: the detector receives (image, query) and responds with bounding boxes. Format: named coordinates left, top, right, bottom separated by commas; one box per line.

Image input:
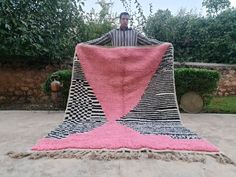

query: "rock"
left=0, top=87, right=4, bottom=93
left=15, top=83, right=21, bottom=87
left=224, top=81, right=231, bottom=86
left=27, top=90, right=33, bottom=96
left=27, top=97, right=36, bottom=103
left=20, top=87, right=29, bottom=91
left=11, top=96, right=17, bottom=101
left=33, top=89, right=39, bottom=94
left=0, top=96, right=6, bottom=100
left=41, top=96, right=49, bottom=102
left=26, top=78, right=34, bottom=83
left=8, top=88, right=14, bottom=92
left=232, top=81, right=236, bottom=86
left=15, top=97, right=26, bottom=103
left=229, top=70, right=235, bottom=74
left=220, top=88, right=226, bottom=92
left=14, top=90, right=23, bottom=96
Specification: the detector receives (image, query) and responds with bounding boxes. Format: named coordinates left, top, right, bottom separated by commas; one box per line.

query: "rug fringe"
left=6, top=150, right=235, bottom=165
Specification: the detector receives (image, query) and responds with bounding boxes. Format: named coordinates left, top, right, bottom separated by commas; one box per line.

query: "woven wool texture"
left=32, top=43, right=219, bottom=152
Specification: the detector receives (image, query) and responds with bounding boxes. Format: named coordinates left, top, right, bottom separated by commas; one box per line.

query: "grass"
left=204, top=95, right=236, bottom=114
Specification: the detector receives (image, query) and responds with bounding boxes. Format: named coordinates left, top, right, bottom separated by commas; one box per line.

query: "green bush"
left=43, top=69, right=72, bottom=107
left=174, top=68, right=220, bottom=106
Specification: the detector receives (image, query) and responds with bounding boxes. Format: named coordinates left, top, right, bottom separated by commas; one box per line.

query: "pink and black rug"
left=7, top=43, right=234, bottom=164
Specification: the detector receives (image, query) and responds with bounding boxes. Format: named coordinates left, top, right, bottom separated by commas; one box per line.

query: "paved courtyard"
left=0, top=111, right=235, bottom=177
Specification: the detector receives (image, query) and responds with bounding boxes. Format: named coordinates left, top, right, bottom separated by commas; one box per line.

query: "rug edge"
left=6, top=149, right=235, bottom=166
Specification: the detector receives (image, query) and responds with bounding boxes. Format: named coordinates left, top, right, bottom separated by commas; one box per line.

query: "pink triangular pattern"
left=76, top=44, right=170, bottom=121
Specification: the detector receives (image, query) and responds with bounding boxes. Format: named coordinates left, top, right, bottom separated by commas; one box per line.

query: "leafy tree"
left=144, top=8, right=236, bottom=64
left=82, top=0, right=117, bottom=42
left=202, top=0, right=231, bottom=16
left=120, top=0, right=147, bottom=32
left=0, top=0, right=85, bottom=63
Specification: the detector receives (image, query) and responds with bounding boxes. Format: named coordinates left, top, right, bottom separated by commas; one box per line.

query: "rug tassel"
left=6, top=150, right=235, bottom=165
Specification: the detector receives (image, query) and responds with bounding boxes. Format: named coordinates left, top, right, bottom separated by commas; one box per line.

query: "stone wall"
left=174, top=62, right=236, bottom=96
left=0, top=61, right=72, bottom=109
left=0, top=61, right=235, bottom=109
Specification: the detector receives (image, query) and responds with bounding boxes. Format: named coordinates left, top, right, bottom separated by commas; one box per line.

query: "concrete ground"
left=0, top=111, right=235, bottom=177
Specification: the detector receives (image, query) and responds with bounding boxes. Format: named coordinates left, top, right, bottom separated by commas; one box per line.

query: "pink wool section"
left=32, top=121, right=219, bottom=152
left=76, top=43, right=171, bottom=121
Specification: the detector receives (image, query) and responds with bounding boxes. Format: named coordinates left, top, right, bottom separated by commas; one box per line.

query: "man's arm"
left=84, top=32, right=111, bottom=45
left=137, top=32, right=162, bottom=45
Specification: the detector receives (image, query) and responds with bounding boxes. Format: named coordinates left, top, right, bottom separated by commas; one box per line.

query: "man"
left=85, top=12, right=161, bottom=46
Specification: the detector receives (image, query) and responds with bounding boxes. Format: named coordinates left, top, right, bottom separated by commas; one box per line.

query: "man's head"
left=119, top=12, right=129, bottom=28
